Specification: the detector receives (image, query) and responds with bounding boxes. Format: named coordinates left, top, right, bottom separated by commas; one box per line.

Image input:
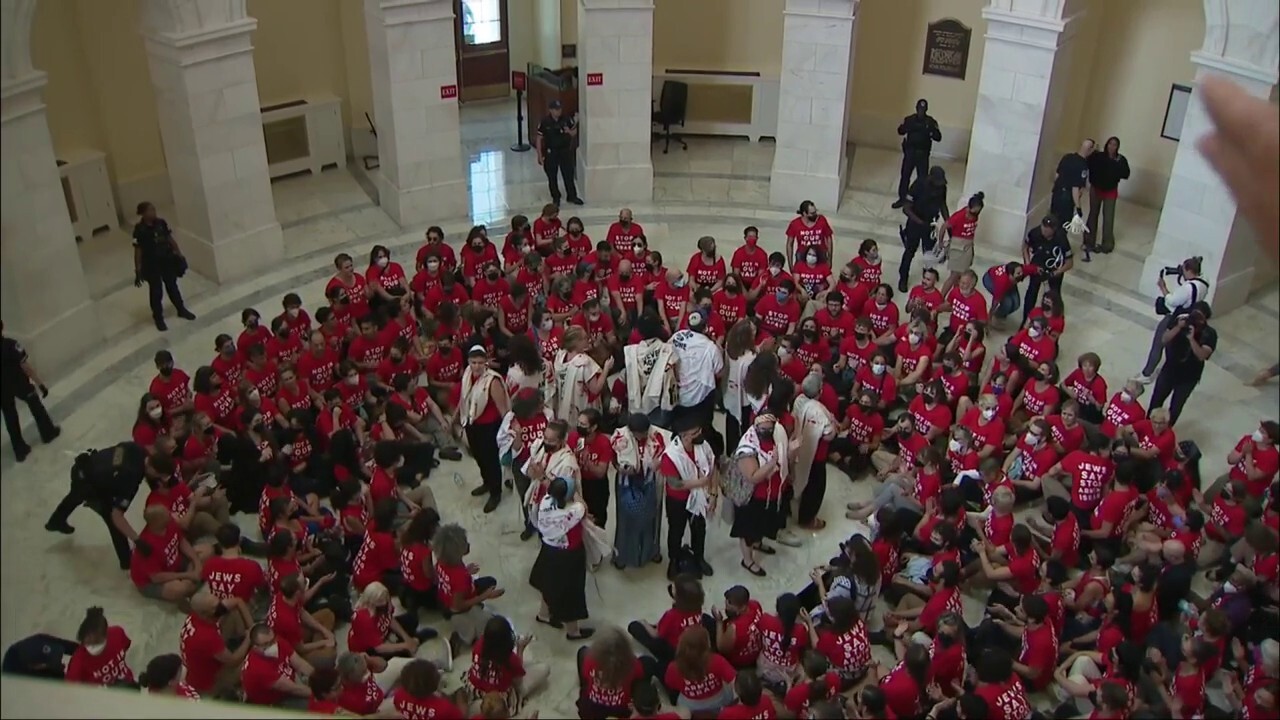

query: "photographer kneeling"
left=1148, top=301, right=1217, bottom=426
left=1138, top=256, right=1208, bottom=383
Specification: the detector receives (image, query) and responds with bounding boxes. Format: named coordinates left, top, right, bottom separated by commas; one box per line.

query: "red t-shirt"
left=201, top=554, right=265, bottom=602
left=425, top=347, right=464, bottom=385
left=435, top=560, right=476, bottom=608
left=267, top=591, right=304, bottom=648
left=895, top=338, right=933, bottom=378
left=663, top=653, right=736, bottom=701
left=326, top=274, right=370, bottom=319
left=731, top=244, right=768, bottom=285
left=338, top=672, right=386, bottom=716
left=1092, top=485, right=1139, bottom=537
left=1062, top=451, right=1114, bottom=511
left=401, top=542, right=434, bottom=592
left=984, top=263, right=1019, bottom=302
left=467, top=637, right=526, bottom=694
left=792, top=262, right=832, bottom=297
left=149, top=370, right=192, bottom=415
left=918, top=585, right=963, bottom=631
left=1063, top=368, right=1108, bottom=408
left=1019, top=623, right=1058, bottom=690
left=422, top=282, right=470, bottom=316
left=657, top=607, right=704, bottom=648
left=712, top=290, right=748, bottom=329
left=348, top=606, right=393, bottom=655
left=1020, top=382, right=1059, bottom=417
left=686, top=255, right=726, bottom=288
left=66, top=625, right=134, bottom=685
left=568, top=430, right=616, bottom=481
left=908, top=285, right=945, bottom=314
left=607, top=273, right=646, bottom=311
left=180, top=613, right=225, bottom=692
left=1101, top=393, right=1146, bottom=437
left=785, top=671, right=841, bottom=716
left=786, top=215, right=833, bottom=255
left=860, top=299, right=900, bottom=336
left=130, top=520, right=183, bottom=589
left=721, top=697, right=779, bottom=720
left=1132, top=419, right=1177, bottom=469
left=975, top=678, right=1031, bottom=720
left=944, top=287, right=989, bottom=332
left=757, top=612, right=808, bottom=668
left=842, top=405, right=884, bottom=446
left=1051, top=511, right=1081, bottom=567
left=838, top=337, right=878, bottom=374
left=907, top=396, right=952, bottom=438
left=459, top=244, right=500, bottom=283
left=947, top=208, right=979, bottom=240
left=416, top=242, right=457, bottom=272
left=816, top=622, right=871, bottom=675
left=1230, top=436, right=1280, bottom=498
left=296, top=348, right=339, bottom=391
left=879, top=662, right=928, bottom=718
left=394, top=689, right=465, bottom=720
left=241, top=641, right=298, bottom=706
left=655, top=281, right=691, bottom=322
left=352, top=529, right=398, bottom=591
left=754, top=294, right=801, bottom=337
left=723, top=600, right=764, bottom=667
left=581, top=654, right=645, bottom=710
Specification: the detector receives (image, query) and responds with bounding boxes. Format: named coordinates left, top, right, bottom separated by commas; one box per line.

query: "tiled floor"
left=7, top=98, right=1276, bottom=716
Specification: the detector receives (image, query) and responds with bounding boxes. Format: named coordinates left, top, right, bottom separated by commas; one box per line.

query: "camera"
left=1160, top=265, right=1184, bottom=278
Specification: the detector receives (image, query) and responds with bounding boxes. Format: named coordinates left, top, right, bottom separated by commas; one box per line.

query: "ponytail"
left=76, top=607, right=107, bottom=643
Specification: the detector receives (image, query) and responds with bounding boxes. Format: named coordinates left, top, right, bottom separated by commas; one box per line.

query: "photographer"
left=1148, top=301, right=1217, bottom=425
left=1138, top=256, right=1208, bottom=383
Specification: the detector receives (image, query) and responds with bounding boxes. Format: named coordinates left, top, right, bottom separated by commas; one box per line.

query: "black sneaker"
left=14, top=444, right=32, bottom=462
left=439, top=447, right=463, bottom=461
left=567, top=197, right=584, bottom=205
left=896, top=278, right=909, bottom=293
left=666, top=562, right=678, bottom=581
left=470, top=486, right=489, bottom=497
left=891, top=199, right=905, bottom=209
left=520, top=528, right=535, bottom=542
left=154, top=317, right=168, bottom=332
left=698, top=559, right=714, bottom=577
left=177, top=308, right=197, bottom=320
left=482, top=496, right=501, bottom=513
left=1052, top=700, right=1080, bottom=719
left=45, top=519, right=75, bottom=535
left=41, top=426, right=61, bottom=444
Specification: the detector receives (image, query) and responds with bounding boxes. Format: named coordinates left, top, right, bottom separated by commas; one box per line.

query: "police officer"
left=133, top=201, right=197, bottom=332
left=2, top=634, right=76, bottom=679
left=898, top=165, right=950, bottom=292
left=893, top=98, right=942, bottom=209
left=1021, top=214, right=1074, bottom=326
left=536, top=100, right=582, bottom=207
left=1050, top=138, right=1095, bottom=237
left=45, top=442, right=149, bottom=570
left=1, top=322, right=60, bottom=462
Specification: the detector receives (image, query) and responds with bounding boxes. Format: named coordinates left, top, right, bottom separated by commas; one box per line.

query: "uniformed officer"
left=893, top=98, right=942, bottom=209
left=133, top=201, right=197, bottom=332
left=535, top=100, right=583, bottom=207
left=2, top=634, right=76, bottom=679
left=1050, top=138, right=1095, bottom=234
left=1, top=322, right=60, bottom=462
left=898, top=165, right=950, bottom=292
left=45, top=442, right=149, bottom=570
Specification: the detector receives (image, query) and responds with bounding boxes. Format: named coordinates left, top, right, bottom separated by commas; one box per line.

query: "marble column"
left=141, top=0, right=284, bottom=283
left=0, top=72, right=104, bottom=376
left=576, top=0, right=654, bottom=202
left=1140, top=36, right=1278, bottom=313
left=364, top=0, right=467, bottom=225
left=769, top=0, right=858, bottom=212
left=960, top=0, right=1085, bottom=252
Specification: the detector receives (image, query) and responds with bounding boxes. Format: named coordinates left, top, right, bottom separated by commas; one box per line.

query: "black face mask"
left=803, top=330, right=818, bottom=340
left=860, top=403, right=874, bottom=411
left=576, top=425, right=590, bottom=436
left=486, top=271, right=500, bottom=280
left=203, top=426, right=215, bottom=435
left=897, top=427, right=913, bottom=439
left=923, top=394, right=937, bottom=404
left=159, top=366, right=174, bottom=376
left=724, top=284, right=737, bottom=293
left=544, top=442, right=560, bottom=452
left=620, top=272, right=632, bottom=280
left=692, top=436, right=707, bottom=446
left=937, top=631, right=956, bottom=647
left=338, top=296, right=350, bottom=305
left=855, top=332, right=869, bottom=341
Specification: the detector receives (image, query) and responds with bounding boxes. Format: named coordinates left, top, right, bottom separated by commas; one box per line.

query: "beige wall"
left=534, top=0, right=563, bottom=68
left=846, top=0, right=987, bottom=159
left=652, top=0, right=785, bottom=74
left=561, top=0, right=577, bottom=62
left=248, top=0, right=352, bottom=118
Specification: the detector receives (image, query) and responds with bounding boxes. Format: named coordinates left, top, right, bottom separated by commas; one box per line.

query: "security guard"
left=1, top=322, right=60, bottom=462
left=45, top=442, right=149, bottom=570
left=535, top=100, right=582, bottom=206
left=2, top=634, right=76, bottom=679
left=893, top=98, right=942, bottom=208
left=899, top=165, right=950, bottom=292
left=133, top=200, right=197, bottom=332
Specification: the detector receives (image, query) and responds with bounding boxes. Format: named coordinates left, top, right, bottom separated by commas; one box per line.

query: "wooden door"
left=454, top=0, right=510, bottom=102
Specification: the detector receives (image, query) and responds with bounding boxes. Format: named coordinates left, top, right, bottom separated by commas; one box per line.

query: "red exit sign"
left=439, top=84, right=458, bottom=100
left=586, top=72, right=603, bottom=86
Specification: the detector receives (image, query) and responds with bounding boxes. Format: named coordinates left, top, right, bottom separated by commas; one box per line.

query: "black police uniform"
left=46, top=442, right=148, bottom=569
left=537, top=112, right=580, bottom=204
left=1022, top=225, right=1073, bottom=325
left=896, top=112, right=941, bottom=203
left=899, top=176, right=947, bottom=288
left=133, top=217, right=191, bottom=326
left=1, top=335, right=58, bottom=456
left=2, top=634, right=77, bottom=679
left=1050, top=152, right=1089, bottom=229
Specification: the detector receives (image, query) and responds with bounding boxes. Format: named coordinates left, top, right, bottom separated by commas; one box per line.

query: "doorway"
left=454, top=0, right=510, bottom=102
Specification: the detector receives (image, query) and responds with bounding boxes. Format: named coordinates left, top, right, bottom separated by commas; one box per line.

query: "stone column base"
left=976, top=203, right=1040, bottom=256
left=177, top=222, right=284, bottom=284
left=769, top=162, right=847, bottom=215
left=14, top=301, right=101, bottom=380
left=374, top=173, right=468, bottom=229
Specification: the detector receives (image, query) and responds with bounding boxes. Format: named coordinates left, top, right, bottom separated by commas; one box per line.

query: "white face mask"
left=1253, top=429, right=1266, bottom=443
left=346, top=375, right=360, bottom=387
left=248, top=390, right=260, bottom=403
left=1120, top=391, right=1133, bottom=403
left=148, top=407, right=164, bottom=420
left=262, top=642, right=279, bottom=658
left=376, top=256, right=389, bottom=268
left=541, top=319, right=554, bottom=332
left=1025, top=432, right=1041, bottom=446
left=286, top=308, right=299, bottom=318
left=84, top=642, right=106, bottom=657
left=948, top=438, right=963, bottom=453
left=769, top=266, right=781, bottom=276
left=426, top=261, right=440, bottom=272
left=805, top=254, right=818, bottom=265
left=982, top=408, right=997, bottom=421
left=909, top=332, right=922, bottom=345
left=672, top=277, right=687, bottom=288
left=1223, top=581, right=1239, bottom=594
left=871, top=363, right=886, bottom=376
left=1028, top=327, right=1042, bottom=339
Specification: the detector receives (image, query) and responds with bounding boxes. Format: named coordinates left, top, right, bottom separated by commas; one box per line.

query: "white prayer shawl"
left=504, top=364, right=543, bottom=398
left=496, top=408, right=554, bottom=460
left=623, top=339, right=676, bottom=416
left=610, top=426, right=672, bottom=475
left=459, top=368, right=502, bottom=426
left=534, top=497, right=586, bottom=549
left=550, top=350, right=600, bottom=422
left=790, top=395, right=837, bottom=502
left=723, top=350, right=756, bottom=422
left=522, top=440, right=581, bottom=527
left=662, top=440, right=715, bottom=517
left=733, top=424, right=790, bottom=509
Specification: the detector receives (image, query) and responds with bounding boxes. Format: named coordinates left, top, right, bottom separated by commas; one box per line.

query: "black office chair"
left=652, top=80, right=689, bottom=153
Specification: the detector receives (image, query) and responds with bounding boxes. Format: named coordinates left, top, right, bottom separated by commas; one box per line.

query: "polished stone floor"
left=3, top=99, right=1277, bottom=715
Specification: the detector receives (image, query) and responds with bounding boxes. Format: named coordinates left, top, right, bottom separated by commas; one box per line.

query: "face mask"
left=570, top=228, right=582, bottom=236
left=923, top=393, right=936, bottom=405
left=248, top=390, right=260, bottom=403
left=897, top=427, right=913, bottom=439
left=992, top=385, right=1005, bottom=396
left=855, top=331, right=869, bottom=341
left=159, top=365, right=174, bottom=377
left=937, top=631, right=956, bottom=647
left=247, top=318, right=259, bottom=329
left=779, top=347, right=792, bottom=359
left=1028, top=327, right=1042, bottom=339
left=221, top=347, right=235, bottom=357
left=486, top=270, right=499, bottom=280
left=768, top=266, right=781, bottom=277
left=693, top=436, right=707, bottom=446
left=1253, top=429, right=1267, bottom=443
left=203, top=426, right=215, bottom=435
left=376, top=256, right=389, bottom=268
left=619, top=272, right=631, bottom=281
left=805, top=254, right=818, bottom=265
left=909, top=332, right=922, bottom=345
left=745, top=236, right=758, bottom=247
left=1223, top=581, right=1239, bottom=594
left=541, top=319, right=554, bottom=331
left=148, top=407, right=163, bottom=420
left=859, top=403, right=873, bottom=411
left=776, top=292, right=789, bottom=303
left=982, top=408, right=997, bottom=421
left=346, top=375, right=360, bottom=386
left=1025, top=432, right=1041, bottom=446
left=262, top=642, right=279, bottom=658
left=725, top=284, right=738, bottom=293
left=672, top=277, right=687, bottom=289
left=803, top=329, right=818, bottom=340
left=576, top=425, right=590, bottom=436
left=943, top=363, right=956, bottom=373
left=871, top=363, right=886, bottom=376
left=866, top=251, right=880, bottom=263
left=426, top=261, right=440, bottom=272
left=948, top=438, right=963, bottom=453
left=1120, top=391, right=1133, bottom=403
left=84, top=642, right=107, bottom=656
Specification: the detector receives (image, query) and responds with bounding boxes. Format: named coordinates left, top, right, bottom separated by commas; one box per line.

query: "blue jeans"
left=982, top=269, right=1021, bottom=319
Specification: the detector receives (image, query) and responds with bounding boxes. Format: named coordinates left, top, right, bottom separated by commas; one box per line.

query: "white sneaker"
left=1134, top=374, right=1154, bottom=385
left=776, top=529, right=803, bottom=547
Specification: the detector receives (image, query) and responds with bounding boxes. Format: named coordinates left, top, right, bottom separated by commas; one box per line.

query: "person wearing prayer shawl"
left=451, top=345, right=510, bottom=514
left=622, top=312, right=677, bottom=427
left=528, top=477, right=595, bottom=641
left=730, top=412, right=793, bottom=577
left=549, top=327, right=613, bottom=425
left=609, top=414, right=672, bottom=569
left=521, top=420, right=581, bottom=531
left=497, top=389, right=554, bottom=541
left=657, top=414, right=719, bottom=580
left=792, top=372, right=839, bottom=531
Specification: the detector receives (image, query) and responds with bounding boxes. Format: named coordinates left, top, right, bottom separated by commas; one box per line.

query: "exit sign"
left=586, top=72, right=603, bottom=86
left=440, top=84, right=458, bottom=100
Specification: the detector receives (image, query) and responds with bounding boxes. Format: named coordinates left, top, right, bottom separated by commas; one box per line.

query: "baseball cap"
left=1040, top=214, right=1057, bottom=227
left=549, top=99, right=562, bottom=109
left=20, top=639, right=65, bottom=670
left=687, top=309, right=705, bottom=328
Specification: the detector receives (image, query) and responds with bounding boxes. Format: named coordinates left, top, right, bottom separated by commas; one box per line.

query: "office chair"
left=652, top=80, right=689, bottom=153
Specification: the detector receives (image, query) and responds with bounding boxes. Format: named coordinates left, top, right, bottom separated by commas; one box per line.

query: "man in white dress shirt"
left=670, top=310, right=725, bottom=457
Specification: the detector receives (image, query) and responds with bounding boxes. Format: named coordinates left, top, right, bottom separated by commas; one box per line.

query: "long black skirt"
left=529, top=542, right=589, bottom=623
left=729, top=496, right=770, bottom=543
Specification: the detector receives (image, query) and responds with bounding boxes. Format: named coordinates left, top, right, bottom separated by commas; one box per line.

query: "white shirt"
left=670, top=329, right=723, bottom=407
left=1162, top=277, right=1207, bottom=313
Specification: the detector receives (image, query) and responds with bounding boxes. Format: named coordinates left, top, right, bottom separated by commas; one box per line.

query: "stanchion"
left=510, top=70, right=531, bottom=153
